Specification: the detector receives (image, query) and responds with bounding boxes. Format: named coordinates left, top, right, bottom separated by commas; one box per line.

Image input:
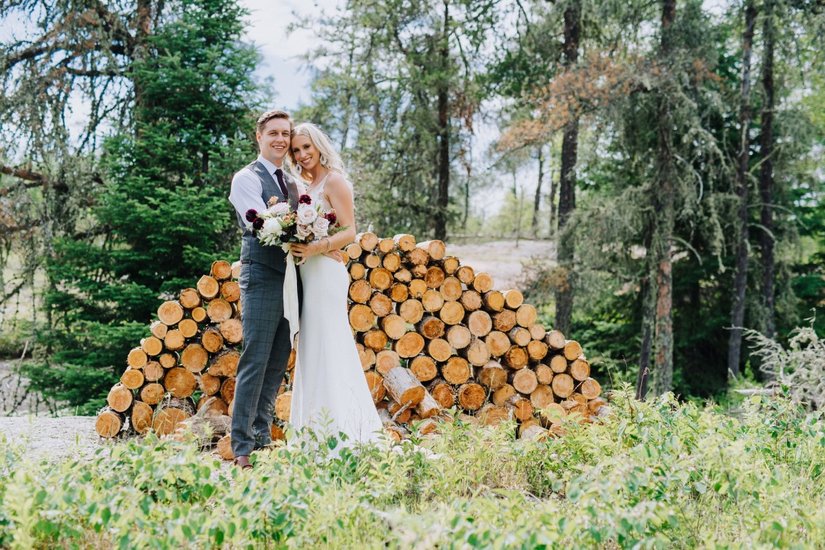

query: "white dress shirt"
left=228, top=155, right=285, bottom=226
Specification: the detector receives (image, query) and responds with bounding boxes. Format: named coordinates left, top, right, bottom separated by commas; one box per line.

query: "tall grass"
left=1, top=390, right=823, bottom=548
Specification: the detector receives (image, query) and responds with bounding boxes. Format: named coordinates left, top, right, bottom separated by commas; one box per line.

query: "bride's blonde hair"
left=290, top=122, right=347, bottom=179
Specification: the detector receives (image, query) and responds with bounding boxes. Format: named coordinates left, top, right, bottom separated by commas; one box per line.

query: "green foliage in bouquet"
left=33, top=0, right=263, bottom=411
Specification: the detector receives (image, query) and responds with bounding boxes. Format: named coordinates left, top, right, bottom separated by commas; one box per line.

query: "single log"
left=439, top=301, right=464, bottom=326
left=395, top=332, right=425, bottom=358
left=375, top=349, right=401, bottom=375
left=107, top=383, right=133, bottom=412
left=358, top=231, right=379, bottom=251
left=503, top=289, right=524, bottom=309
left=399, top=299, right=424, bottom=324
left=364, top=371, right=387, bottom=403
left=363, top=329, right=389, bottom=352
left=378, top=237, right=396, bottom=254
left=173, top=319, right=196, bottom=341
left=541, top=402, right=567, bottom=424
left=207, top=350, right=240, bottom=377
left=140, top=383, right=165, bottom=405
left=429, top=379, right=456, bottom=408
left=530, top=384, right=555, bottom=409
left=143, top=361, right=164, bottom=382
left=382, top=251, right=402, bottom=271
left=477, top=404, right=511, bottom=426
left=421, top=289, right=444, bottom=313
left=515, top=304, right=537, bottom=328
left=219, top=319, right=243, bottom=344
left=456, top=265, right=475, bottom=285
left=546, top=330, right=566, bottom=350
left=383, top=366, right=426, bottom=406
left=410, top=355, right=438, bottom=382
left=520, top=424, right=549, bottom=441
left=467, top=310, right=492, bottom=337
left=471, top=272, right=494, bottom=293
left=418, top=316, right=446, bottom=339
left=364, top=253, right=381, bottom=269
left=165, top=367, right=197, bottom=398
left=442, top=256, right=460, bottom=275
left=442, top=356, right=471, bottom=385
left=485, top=331, right=511, bottom=357
left=511, top=368, right=538, bottom=395
left=551, top=373, right=575, bottom=399
left=478, top=361, right=507, bottom=390
left=580, top=377, right=602, bottom=400
left=150, top=321, right=168, bottom=339
left=158, top=301, right=184, bottom=325
left=389, top=283, right=409, bottom=303
left=211, top=260, right=233, bottom=280
left=349, top=262, right=366, bottom=280
left=527, top=340, right=549, bottom=362
left=127, top=348, right=148, bottom=369
left=549, top=354, right=568, bottom=373
left=368, top=267, right=393, bottom=290
left=407, top=248, right=430, bottom=267
left=408, top=279, right=427, bottom=299
left=506, top=395, right=534, bottom=422
left=393, top=268, right=412, bottom=283
left=275, top=391, right=292, bottom=421
left=460, top=290, right=482, bottom=312
left=141, top=336, right=164, bottom=357
left=446, top=325, right=471, bottom=350
left=164, top=329, right=185, bottom=352
left=181, top=344, right=209, bottom=373
left=463, top=337, right=491, bottom=367
left=131, top=400, right=153, bottom=434
left=356, top=343, right=376, bottom=370
left=220, top=378, right=236, bottom=405
left=153, top=403, right=192, bottom=437
left=191, top=306, right=207, bottom=323
left=492, top=384, right=516, bottom=407
left=199, top=373, right=222, bottom=396
left=349, top=304, right=376, bottom=332
left=425, top=266, right=446, bottom=289
left=231, top=260, right=242, bottom=280
left=439, top=277, right=462, bottom=301
left=535, top=364, right=554, bottom=385
left=393, top=234, right=416, bottom=252
left=349, top=279, right=372, bottom=303
left=345, top=242, right=362, bottom=260
left=417, top=239, right=446, bottom=260
left=528, top=323, right=546, bottom=341
left=458, top=383, right=486, bottom=411
left=492, top=310, right=517, bottom=333
left=416, top=391, right=441, bottom=419
left=369, top=293, right=393, bottom=317
left=381, top=314, right=407, bottom=340
left=95, top=409, right=124, bottom=438
left=216, top=434, right=234, bottom=461
left=587, top=396, right=608, bottom=414
left=197, top=275, right=220, bottom=300
left=220, top=280, right=241, bottom=303
left=207, top=298, right=233, bottom=323
left=564, top=340, right=583, bottom=361
left=201, top=329, right=224, bottom=353
left=482, top=291, right=505, bottom=312
left=424, top=339, right=450, bottom=363
left=503, top=346, right=529, bottom=370
left=570, top=358, right=590, bottom=381
left=508, top=327, right=531, bottom=347
left=271, top=423, right=286, bottom=442
left=120, top=369, right=144, bottom=390
left=388, top=400, right=412, bottom=424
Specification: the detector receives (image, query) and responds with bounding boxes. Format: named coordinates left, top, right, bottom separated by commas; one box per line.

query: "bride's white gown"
left=289, top=177, right=383, bottom=447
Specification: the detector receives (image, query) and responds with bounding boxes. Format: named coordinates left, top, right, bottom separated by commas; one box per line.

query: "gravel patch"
left=0, top=415, right=104, bottom=463
left=447, top=239, right=555, bottom=290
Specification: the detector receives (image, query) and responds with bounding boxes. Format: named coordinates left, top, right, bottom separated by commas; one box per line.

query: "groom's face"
left=256, top=117, right=292, bottom=165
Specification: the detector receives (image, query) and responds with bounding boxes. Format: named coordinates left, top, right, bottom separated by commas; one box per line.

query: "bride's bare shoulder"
left=325, top=172, right=351, bottom=194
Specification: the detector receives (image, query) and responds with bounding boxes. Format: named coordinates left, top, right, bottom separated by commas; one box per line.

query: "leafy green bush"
left=1, top=390, right=823, bottom=547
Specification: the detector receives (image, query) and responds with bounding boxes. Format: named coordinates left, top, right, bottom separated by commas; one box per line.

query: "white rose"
left=312, top=216, right=330, bottom=237
left=296, top=204, right=317, bottom=225
left=257, top=217, right=283, bottom=246
left=296, top=223, right=313, bottom=240
left=266, top=202, right=290, bottom=217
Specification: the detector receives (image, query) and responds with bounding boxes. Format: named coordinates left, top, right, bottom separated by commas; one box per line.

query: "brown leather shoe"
left=234, top=455, right=253, bottom=470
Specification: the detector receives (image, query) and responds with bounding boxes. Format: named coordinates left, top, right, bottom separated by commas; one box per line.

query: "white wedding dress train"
left=288, top=180, right=383, bottom=448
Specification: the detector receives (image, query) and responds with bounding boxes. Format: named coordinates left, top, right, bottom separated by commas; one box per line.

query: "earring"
left=295, top=163, right=302, bottom=174
left=320, top=154, right=328, bottom=167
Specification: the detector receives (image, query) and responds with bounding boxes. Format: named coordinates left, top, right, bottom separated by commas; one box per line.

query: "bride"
left=287, top=122, right=384, bottom=447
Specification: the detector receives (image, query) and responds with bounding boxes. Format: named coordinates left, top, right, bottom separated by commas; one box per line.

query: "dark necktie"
left=274, top=168, right=288, bottom=198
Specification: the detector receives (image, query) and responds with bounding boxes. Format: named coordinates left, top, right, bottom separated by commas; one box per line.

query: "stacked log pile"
left=96, top=233, right=606, bottom=447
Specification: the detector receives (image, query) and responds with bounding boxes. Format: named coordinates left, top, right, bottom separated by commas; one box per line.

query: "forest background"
left=0, top=0, right=822, bottom=415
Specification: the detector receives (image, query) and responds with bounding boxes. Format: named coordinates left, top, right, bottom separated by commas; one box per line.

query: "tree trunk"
left=635, top=217, right=655, bottom=400
left=728, top=0, right=758, bottom=379
left=554, top=0, right=581, bottom=335
left=759, top=0, right=776, bottom=341
left=532, top=145, right=545, bottom=235
left=434, top=0, right=450, bottom=241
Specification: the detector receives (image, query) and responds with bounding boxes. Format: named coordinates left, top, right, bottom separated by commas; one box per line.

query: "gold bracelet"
left=324, top=238, right=331, bottom=252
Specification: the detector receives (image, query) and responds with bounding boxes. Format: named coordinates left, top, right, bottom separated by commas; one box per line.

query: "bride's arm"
left=291, top=174, right=355, bottom=259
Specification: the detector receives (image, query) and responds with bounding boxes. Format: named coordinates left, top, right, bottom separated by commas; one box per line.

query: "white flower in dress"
left=312, top=216, right=330, bottom=238
left=258, top=217, right=284, bottom=245
left=296, top=223, right=313, bottom=240
left=266, top=202, right=290, bottom=217
left=296, top=204, right=317, bottom=225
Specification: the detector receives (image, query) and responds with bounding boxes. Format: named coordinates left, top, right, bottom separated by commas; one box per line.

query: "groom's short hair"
left=256, top=110, right=292, bottom=134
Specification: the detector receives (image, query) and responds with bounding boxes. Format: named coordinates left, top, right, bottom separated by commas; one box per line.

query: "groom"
left=228, top=109, right=300, bottom=468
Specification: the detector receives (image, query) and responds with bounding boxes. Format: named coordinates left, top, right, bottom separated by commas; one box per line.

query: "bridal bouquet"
left=244, top=194, right=339, bottom=253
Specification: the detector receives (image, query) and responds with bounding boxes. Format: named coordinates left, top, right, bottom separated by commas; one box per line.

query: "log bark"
left=383, top=367, right=426, bottom=406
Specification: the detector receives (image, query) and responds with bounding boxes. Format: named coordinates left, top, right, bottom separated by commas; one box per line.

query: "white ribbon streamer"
left=283, top=252, right=300, bottom=348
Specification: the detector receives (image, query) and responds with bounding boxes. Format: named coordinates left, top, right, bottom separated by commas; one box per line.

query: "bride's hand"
left=289, top=242, right=316, bottom=259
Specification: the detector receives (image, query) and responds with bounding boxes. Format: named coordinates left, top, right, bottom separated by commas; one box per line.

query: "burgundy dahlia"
left=298, top=194, right=312, bottom=205
left=245, top=209, right=258, bottom=222
left=324, top=212, right=337, bottom=224
left=252, top=218, right=264, bottom=230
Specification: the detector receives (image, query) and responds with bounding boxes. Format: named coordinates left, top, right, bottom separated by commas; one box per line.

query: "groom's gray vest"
left=236, top=161, right=298, bottom=273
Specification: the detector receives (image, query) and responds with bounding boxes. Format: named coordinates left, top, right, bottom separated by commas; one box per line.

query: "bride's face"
left=291, top=135, right=320, bottom=172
